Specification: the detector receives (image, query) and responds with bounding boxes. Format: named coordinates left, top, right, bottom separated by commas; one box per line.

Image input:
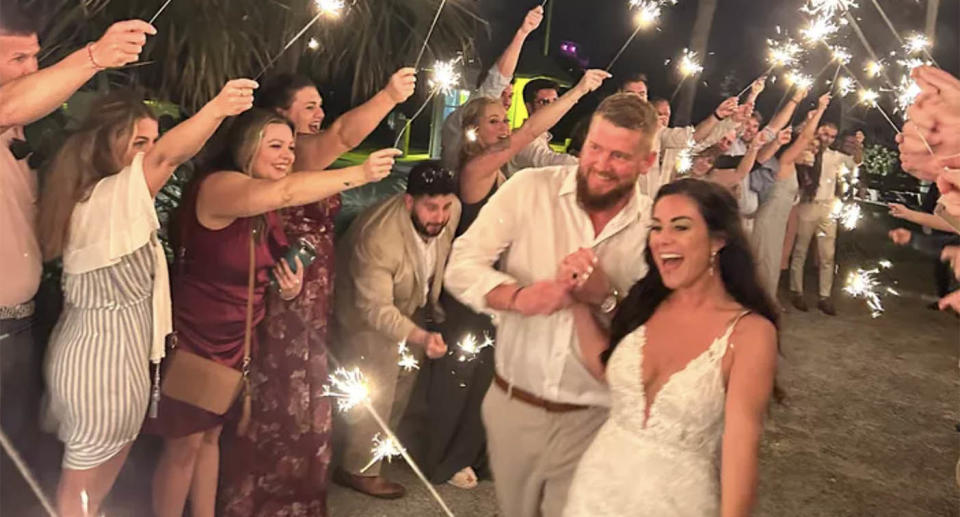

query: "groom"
left=444, top=93, right=659, bottom=517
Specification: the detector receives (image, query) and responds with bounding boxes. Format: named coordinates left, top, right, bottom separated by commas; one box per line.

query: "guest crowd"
left=1, top=2, right=958, bottom=516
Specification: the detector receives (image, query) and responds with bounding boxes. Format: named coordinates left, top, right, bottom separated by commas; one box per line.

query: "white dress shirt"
left=441, top=67, right=513, bottom=171
left=816, top=148, right=856, bottom=201
left=444, top=165, right=652, bottom=407
left=651, top=118, right=738, bottom=198
left=505, top=131, right=579, bottom=177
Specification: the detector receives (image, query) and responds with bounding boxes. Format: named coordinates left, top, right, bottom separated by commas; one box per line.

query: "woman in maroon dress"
left=148, top=108, right=400, bottom=517
left=216, top=71, right=415, bottom=516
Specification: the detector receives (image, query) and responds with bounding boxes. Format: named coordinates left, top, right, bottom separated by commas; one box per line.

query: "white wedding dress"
left=563, top=312, right=750, bottom=517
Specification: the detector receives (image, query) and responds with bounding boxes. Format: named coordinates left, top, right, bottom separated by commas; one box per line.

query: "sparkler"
left=307, top=38, right=320, bottom=51
left=843, top=267, right=885, bottom=318
left=465, top=127, right=478, bottom=142
left=148, top=0, right=174, bottom=24
left=864, top=59, right=884, bottom=78
left=830, top=200, right=862, bottom=230
left=456, top=332, right=494, bottom=362
left=785, top=70, right=814, bottom=91
left=800, top=16, right=839, bottom=46
left=801, top=0, right=858, bottom=18
left=360, top=434, right=405, bottom=473
left=397, top=340, right=420, bottom=372
left=394, top=57, right=462, bottom=149
left=830, top=46, right=852, bottom=65
left=737, top=36, right=802, bottom=98
left=671, top=49, right=702, bottom=100
left=412, top=0, right=449, bottom=70
left=255, top=0, right=344, bottom=80
left=0, top=428, right=56, bottom=516
left=606, top=0, right=668, bottom=71
left=903, top=33, right=930, bottom=55
left=895, top=74, right=921, bottom=114
left=835, top=76, right=854, bottom=97
left=856, top=87, right=901, bottom=134
left=321, top=367, right=370, bottom=412
left=675, top=137, right=696, bottom=175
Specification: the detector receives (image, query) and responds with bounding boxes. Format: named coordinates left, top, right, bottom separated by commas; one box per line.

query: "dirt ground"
left=3, top=207, right=959, bottom=516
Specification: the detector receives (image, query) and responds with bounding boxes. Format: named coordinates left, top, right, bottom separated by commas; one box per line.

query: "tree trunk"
left=675, top=0, right=717, bottom=126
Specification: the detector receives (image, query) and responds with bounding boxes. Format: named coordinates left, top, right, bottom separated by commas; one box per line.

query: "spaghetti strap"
left=720, top=310, right=752, bottom=348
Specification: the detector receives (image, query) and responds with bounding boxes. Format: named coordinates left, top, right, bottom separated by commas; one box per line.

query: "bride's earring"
left=709, top=250, right=718, bottom=276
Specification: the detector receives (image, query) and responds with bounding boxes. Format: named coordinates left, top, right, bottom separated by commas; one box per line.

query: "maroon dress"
left=219, top=196, right=340, bottom=517
left=145, top=178, right=287, bottom=438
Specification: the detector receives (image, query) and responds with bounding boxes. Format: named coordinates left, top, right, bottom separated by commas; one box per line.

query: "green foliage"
left=861, top=143, right=899, bottom=177
left=39, top=0, right=485, bottom=111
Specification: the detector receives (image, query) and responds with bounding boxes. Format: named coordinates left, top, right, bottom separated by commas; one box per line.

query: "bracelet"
left=508, top=285, right=525, bottom=311
left=86, top=43, right=105, bottom=70
left=713, top=111, right=723, bottom=121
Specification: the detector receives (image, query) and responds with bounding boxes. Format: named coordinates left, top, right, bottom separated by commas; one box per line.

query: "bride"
left=563, top=178, right=780, bottom=516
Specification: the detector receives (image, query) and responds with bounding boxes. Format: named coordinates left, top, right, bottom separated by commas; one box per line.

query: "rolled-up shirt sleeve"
left=444, top=175, right=526, bottom=313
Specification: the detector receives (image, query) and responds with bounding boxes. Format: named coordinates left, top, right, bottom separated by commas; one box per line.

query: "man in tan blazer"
left=332, top=160, right=461, bottom=498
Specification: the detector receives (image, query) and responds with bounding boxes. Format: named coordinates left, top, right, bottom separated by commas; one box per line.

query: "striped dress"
left=45, top=243, right=155, bottom=469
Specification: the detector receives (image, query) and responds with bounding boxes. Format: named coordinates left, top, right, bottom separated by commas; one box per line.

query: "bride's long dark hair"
left=605, top=179, right=781, bottom=370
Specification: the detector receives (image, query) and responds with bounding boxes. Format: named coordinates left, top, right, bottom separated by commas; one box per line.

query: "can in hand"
left=270, top=238, right=318, bottom=287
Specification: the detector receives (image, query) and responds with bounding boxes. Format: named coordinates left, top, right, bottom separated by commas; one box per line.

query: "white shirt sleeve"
left=507, top=136, right=578, bottom=176
left=444, top=173, right=530, bottom=313
left=441, top=67, right=512, bottom=171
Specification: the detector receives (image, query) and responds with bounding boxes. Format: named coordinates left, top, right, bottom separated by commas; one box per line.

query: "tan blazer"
left=332, top=194, right=461, bottom=360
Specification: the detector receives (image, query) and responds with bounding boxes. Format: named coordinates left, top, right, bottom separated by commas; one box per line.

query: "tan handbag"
left=160, top=229, right=256, bottom=423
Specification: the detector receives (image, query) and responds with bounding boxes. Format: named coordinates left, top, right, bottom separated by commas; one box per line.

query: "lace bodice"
left=606, top=318, right=742, bottom=455
left=563, top=312, right=750, bottom=517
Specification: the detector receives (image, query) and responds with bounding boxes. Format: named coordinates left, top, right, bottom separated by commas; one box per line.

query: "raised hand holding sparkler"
left=86, top=20, right=157, bottom=70
left=393, top=57, right=462, bottom=149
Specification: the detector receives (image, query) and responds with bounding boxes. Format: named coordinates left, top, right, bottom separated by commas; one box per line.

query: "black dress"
left=406, top=181, right=499, bottom=484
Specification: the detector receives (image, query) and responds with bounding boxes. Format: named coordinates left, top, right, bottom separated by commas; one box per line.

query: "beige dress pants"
left=481, top=382, right=608, bottom=517
left=790, top=200, right=838, bottom=299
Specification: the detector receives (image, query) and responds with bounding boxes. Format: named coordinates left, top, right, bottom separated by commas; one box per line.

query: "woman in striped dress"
left=36, top=81, right=256, bottom=517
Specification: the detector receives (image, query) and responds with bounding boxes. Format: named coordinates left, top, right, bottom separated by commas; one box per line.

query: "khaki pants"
left=790, top=200, right=837, bottom=299
left=481, top=382, right=608, bottom=517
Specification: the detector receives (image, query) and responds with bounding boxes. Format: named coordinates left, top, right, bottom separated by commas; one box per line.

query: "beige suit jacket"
left=332, top=194, right=461, bottom=360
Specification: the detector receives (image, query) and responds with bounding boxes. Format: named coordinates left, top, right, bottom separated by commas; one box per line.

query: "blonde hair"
left=457, top=96, right=502, bottom=169
left=37, top=91, right=156, bottom=260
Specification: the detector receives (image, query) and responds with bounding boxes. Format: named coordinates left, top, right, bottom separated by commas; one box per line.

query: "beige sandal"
left=447, top=466, right=478, bottom=489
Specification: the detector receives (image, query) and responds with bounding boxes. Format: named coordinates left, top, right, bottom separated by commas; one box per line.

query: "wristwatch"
left=600, top=287, right=621, bottom=314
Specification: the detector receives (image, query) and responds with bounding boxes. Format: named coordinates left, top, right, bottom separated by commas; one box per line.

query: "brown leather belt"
left=493, top=371, right=589, bottom=413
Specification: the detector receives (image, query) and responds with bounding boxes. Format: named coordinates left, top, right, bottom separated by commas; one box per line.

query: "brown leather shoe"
left=333, top=467, right=406, bottom=499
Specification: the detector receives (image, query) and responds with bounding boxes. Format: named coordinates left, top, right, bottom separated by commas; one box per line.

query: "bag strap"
left=242, top=227, right=256, bottom=376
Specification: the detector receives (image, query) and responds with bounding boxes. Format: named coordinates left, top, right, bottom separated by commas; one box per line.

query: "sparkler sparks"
left=631, top=0, right=662, bottom=27
left=903, top=33, right=931, bottom=55
left=465, top=127, right=478, bottom=142
left=456, top=333, right=494, bottom=362
left=835, top=76, right=855, bottom=97
left=843, top=268, right=885, bottom=318
left=321, top=367, right=370, bottom=412
left=678, top=49, right=703, bottom=77
left=785, top=70, right=814, bottom=90
left=428, top=58, right=462, bottom=95
left=801, top=16, right=840, bottom=45
left=360, top=434, right=406, bottom=473
left=675, top=138, right=695, bottom=175
left=307, top=38, right=320, bottom=50
left=864, top=59, right=884, bottom=78
left=315, top=0, right=345, bottom=17
left=895, top=75, right=921, bottom=114
left=858, top=88, right=879, bottom=106
left=830, top=200, right=862, bottom=230
left=801, top=0, right=858, bottom=18
left=397, top=341, right=420, bottom=372
left=766, top=37, right=803, bottom=68
left=831, top=46, right=852, bottom=65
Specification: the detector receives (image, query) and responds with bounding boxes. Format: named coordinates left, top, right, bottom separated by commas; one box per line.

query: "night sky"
left=471, top=0, right=959, bottom=143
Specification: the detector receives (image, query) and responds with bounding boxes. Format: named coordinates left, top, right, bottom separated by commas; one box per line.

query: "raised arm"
left=694, top=97, right=738, bottom=142
left=497, top=6, right=544, bottom=80
left=781, top=94, right=830, bottom=166
left=197, top=148, right=400, bottom=227
left=757, top=127, right=792, bottom=164
left=720, top=315, right=778, bottom=517
left=744, top=76, right=766, bottom=107
left=295, top=68, right=416, bottom=170
left=459, top=69, right=609, bottom=202
left=765, top=86, right=808, bottom=134
left=0, top=20, right=155, bottom=131
left=143, top=79, right=257, bottom=196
